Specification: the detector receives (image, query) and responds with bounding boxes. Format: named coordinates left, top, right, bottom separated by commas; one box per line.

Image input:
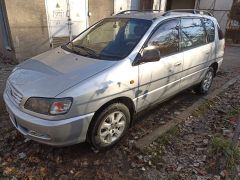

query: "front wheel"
left=195, top=67, right=214, bottom=95
left=88, top=103, right=130, bottom=151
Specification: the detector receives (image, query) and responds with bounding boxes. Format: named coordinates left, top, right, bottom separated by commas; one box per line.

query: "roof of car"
left=114, top=12, right=163, bottom=21
left=112, top=10, right=213, bottom=21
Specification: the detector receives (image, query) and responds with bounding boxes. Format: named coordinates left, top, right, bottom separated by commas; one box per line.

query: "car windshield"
left=63, top=18, right=152, bottom=60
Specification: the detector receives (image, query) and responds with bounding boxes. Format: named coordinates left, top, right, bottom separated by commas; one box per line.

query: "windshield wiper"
left=99, top=53, right=122, bottom=60
left=73, top=45, right=99, bottom=58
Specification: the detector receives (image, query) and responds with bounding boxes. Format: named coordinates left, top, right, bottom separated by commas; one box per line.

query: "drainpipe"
left=66, top=0, right=72, bottom=41
left=159, top=0, right=161, bottom=12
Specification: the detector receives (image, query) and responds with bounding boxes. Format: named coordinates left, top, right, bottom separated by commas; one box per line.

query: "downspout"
left=66, top=0, right=72, bottom=41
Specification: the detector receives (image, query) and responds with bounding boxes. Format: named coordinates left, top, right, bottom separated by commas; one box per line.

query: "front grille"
left=6, top=82, right=23, bottom=106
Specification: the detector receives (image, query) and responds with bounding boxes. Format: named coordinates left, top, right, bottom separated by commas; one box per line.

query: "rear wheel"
left=88, top=103, right=130, bottom=151
left=195, top=67, right=214, bottom=94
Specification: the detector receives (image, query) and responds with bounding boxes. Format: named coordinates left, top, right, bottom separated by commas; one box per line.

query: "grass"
left=192, top=99, right=216, bottom=117
left=211, top=136, right=240, bottom=169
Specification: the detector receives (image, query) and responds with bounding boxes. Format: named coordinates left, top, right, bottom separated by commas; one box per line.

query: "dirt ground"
left=145, top=79, right=240, bottom=179
left=0, top=46, right=240, bottom=179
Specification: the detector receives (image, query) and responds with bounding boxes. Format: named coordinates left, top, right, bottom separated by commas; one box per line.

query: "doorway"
left=166, top=0, right=196, bottom=11
left=45, top=0, right=88, bottom=47
left=140, top=0, right=154, bottom=10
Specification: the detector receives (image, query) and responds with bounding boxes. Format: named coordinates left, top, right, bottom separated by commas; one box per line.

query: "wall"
left=0, top=0, right=15, bottom=63
left=4, top=0, right=50, bottom=62
left=88, top=0, right=113, bottom=25
left=197, top=0, right=233, bottom=33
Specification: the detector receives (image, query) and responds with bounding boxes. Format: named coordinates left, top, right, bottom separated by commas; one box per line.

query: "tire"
left=88, top=103, right=130, bottom=151
left=195, top=67, right=214, bottom=95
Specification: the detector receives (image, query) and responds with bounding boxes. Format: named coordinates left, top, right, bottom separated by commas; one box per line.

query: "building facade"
left=0, top=0, right=234, bottom=63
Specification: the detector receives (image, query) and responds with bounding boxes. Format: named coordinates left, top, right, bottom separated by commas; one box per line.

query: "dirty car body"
left=3, top=11, right=225, bottom=150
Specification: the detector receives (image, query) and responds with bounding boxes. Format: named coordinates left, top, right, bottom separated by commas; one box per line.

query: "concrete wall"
left=4, top=0, right=50, bottom=62
left=197, top=0, right=233, bottom=33
left=88, top=0, right=114, bottom=25
left=0, top=0, right=15, bottom=63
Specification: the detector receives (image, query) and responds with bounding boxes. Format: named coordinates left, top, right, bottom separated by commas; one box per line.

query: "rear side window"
left=203, top=18, right=215, bottom=43
left=147, top=19, right=180, bottom=57
left=218, top=26, right=224, bottom=40
left=180, top=18, right=206, bottom=50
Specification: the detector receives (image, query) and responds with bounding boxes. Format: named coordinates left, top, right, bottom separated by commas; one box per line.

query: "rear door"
left=137, top=19, right=183, bottom=111
left=179, top=17, right=213, bottom=90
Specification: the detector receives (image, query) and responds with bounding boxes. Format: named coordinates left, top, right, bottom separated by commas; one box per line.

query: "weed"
left=211, top=136, right=240, bottom=169
left=191, top=98, right=218, bottom=117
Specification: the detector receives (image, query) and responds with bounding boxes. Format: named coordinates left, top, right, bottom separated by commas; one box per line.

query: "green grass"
left=192, top=99, right=217, bottom=117
left=211, top=136, right=240, bottom=169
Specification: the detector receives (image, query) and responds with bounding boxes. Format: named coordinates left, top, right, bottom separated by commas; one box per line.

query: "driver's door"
left=136, top=19, right=183, bottom=111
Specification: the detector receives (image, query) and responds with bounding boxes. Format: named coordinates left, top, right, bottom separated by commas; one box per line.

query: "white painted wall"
left=114, top=0, right=140, bottom=14
left=153, top=0, right=167, bottom=12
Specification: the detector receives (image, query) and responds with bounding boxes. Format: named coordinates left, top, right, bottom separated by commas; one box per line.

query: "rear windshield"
left=63, top=18, right=152, bottom=60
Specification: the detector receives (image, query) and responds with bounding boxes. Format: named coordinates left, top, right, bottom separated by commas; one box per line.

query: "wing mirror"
left=138, top=46, right=161, bottom=64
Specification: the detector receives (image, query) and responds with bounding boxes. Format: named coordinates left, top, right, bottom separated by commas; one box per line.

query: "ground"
left=0, top=46, right=240, bottom=179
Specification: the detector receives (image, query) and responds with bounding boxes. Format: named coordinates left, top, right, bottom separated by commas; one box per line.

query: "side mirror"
left=139, top=46, right=161, bottom=63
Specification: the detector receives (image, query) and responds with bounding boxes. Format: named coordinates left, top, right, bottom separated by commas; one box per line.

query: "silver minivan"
left=3, top=10, right=225, bottom=150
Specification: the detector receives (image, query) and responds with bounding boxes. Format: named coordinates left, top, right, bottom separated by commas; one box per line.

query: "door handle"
left=174, top=62, right=181, bottom=67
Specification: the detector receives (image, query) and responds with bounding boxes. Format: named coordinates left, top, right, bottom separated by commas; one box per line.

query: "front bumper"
left=3, top=91, right=94, bottom=146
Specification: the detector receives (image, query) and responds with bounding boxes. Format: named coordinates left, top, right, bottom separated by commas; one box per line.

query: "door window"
left=180, top=18, right=207, bottom=50
left=203, top=18, right=215, bottom=43
left=147, top=19, right=180, bottom=57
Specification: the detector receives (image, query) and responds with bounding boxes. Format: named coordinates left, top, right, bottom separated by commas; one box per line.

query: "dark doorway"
left=140, top=0, right=154, bottom=10
left=166, top=0, right=196, bottom=11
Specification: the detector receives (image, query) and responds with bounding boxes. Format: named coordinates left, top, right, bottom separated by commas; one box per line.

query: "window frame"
left=202, top=18, right=216, bottom=43
left=179, top=17, right=209, bottom=52
left=217, top=25, right=224, bottom=40
left=133, top=17, right=181, bottom=66
left=147, top=19, right=181, bottom=58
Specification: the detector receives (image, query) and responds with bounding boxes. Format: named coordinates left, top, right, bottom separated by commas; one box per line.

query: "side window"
left=203, top=18, right=215, bottom=43
left=180, top=18, right=207, bottom=50
left=147, top=19, right=180, bottom=57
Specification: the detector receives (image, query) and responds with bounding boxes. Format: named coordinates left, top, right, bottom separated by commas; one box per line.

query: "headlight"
left=24, top=97, right=73, bottom=115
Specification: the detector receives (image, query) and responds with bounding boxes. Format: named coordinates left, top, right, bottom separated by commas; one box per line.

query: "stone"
left=82, top=161, right=88, bottom=167
left=59, top=175, right=69, bottom=180
left=193, top=163, right=200, bottom=167
left=18, top=152, right=26, bottom=159
left=203, top=139, right=209, bottom=145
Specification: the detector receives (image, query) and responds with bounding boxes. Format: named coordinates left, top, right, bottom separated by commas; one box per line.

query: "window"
left=203, top=18, right=215, bottom=43
left=147, top=19, right=180, bottom=57
left=64, top=18, right=152, bottom=60
left=180, top=18, right=207, bottom=50
left=218, top=25, right=224, bottom=40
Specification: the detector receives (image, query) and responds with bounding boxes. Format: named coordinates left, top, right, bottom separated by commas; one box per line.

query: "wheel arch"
left=210, top=62, right=218, bottom=76
left=87, top=96, right=136, bottom=139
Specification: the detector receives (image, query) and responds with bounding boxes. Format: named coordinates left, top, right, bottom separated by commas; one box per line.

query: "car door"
left=136, top=19, right=183, bottom=111
left=179, top=17, right=214, bottom=90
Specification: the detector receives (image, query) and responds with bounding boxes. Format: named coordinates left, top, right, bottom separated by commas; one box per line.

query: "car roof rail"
left=116, top=10, right=160, bottom=15
left=162, top=9, right=213, bottom=17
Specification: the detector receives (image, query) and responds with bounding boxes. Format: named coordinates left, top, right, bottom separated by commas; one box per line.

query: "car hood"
left=8, top=47, right=117, bottom=97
